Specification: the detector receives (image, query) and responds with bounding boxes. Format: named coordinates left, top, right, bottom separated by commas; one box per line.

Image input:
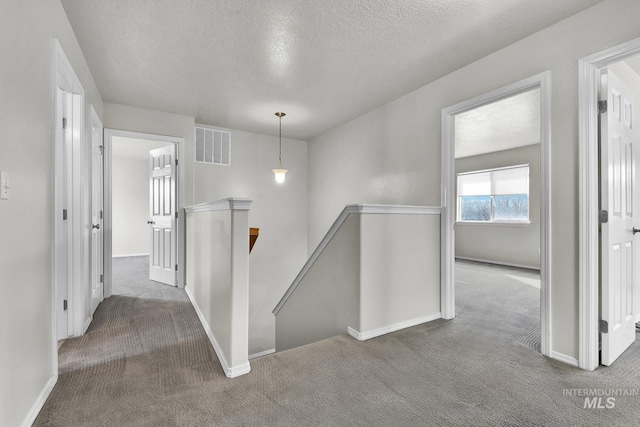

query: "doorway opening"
left=579, top=39, right=640, bottom=370
left=103, top=129, right=185, bottom=298
left=441, top=72, right=552, bottom=360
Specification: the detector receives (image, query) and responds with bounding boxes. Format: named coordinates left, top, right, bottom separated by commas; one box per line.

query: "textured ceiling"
left=61, top=0, right=603, bottom=140
left=455, top=88, right=540, bottom=159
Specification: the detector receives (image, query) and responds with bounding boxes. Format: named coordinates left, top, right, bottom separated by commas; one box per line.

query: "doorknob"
left=147, top=220, right=155, bottom=225
left=92, top=224, right=100, bottom=229
left=633, top=228, right=640, bottom=235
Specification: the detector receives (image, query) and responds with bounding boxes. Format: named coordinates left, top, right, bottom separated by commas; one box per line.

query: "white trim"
left=455, top=257, right=540, bottom=271
left=249, top=348, right=276, bottom=359
left=550, top=351, right=579, bottom=368
left=112, top=253, right=150, bottom=258
left=347, top=313, right=442, bottom=341
left=272, top=204, right=441, bottom=315
left=185, top=286, right=251, bottom=378
left=104, top=129, right=186, bottom=295
left=455, top=221, right=531, bottom=227
left=83, top=315, right=93, bottom=334
left=184, top=198, right=253, bottom=213
left=20, top=375, right=57, bottom=427
left=577, top=36, right=640, bottom=371
left=441, top=71, right=552, bottom=358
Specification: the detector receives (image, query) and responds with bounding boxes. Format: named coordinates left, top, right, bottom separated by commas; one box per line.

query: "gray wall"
left=307, top=0, right=640, bottom=361
left=276, top=215, right=360, bottom=352
left=0, top=1, right=103, bottom=425
left=455, top=144, right=540, bottom=269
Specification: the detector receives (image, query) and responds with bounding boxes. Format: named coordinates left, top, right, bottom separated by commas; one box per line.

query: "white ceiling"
left=455, top=88, right=540, bottom=159
left=112, top=137, right=172, bottom=160
left=60, top=0, right=603, bottom=141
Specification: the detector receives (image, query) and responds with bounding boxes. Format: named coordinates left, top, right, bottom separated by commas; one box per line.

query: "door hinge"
left=599, top=210, right=608, bottom=224
left=175, top=159, right=178, bottom=166
left=175, top=264, right=178, bottom=271
left=598, top=100, right=608, bottom=114
left=175, top=211, right=179, bottom=219
left=100, top=210, right=103, bottom=219
left=63, top=299, right=68, bottom=311
left=599, top=319, right=608, bottom=334
left=100, top=274, right=103, bottom=283
left=62, top=117, right=67, bottom=129
left=63, top=209, right=68, bottom=220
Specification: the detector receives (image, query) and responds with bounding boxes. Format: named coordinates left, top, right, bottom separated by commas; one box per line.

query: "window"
left=195, top=126, right=231, bottom=165
left=457, top=165, right=529, bottom=223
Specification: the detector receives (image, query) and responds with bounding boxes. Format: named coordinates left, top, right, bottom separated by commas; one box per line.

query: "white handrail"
left=272, top=204, right=442, bottom=315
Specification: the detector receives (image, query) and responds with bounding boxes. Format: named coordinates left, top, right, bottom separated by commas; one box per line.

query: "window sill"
left=455, top=221, right=531, bottom=227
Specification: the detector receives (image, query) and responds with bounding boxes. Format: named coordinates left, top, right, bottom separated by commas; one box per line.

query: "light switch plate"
left=0, top=171, right=9, bottom=200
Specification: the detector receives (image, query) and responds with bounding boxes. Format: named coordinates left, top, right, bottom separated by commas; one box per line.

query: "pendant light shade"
left=273, top=112, right=288, bottom=183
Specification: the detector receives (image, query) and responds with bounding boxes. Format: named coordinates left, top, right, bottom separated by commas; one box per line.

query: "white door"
left=90, top=110, right=104, bottom=314
left=600, top=68, right=636, bottom=366
left=149, top=145, right=177, bottom=286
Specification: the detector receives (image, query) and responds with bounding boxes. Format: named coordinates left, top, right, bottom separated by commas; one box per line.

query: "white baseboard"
left=184, top=286, right=250, bottom=378
left=249, top=348, right=275, bottom=359
left=112, top=253, right=149, bottom=258
left=21, top=374, right=57, bottom=427
left=455, top=256, right=540, bottom=271
left=83, top=315, right=93, bottom=334
left=550, top=351, right=579, bottom=367
left=348, top=313, right=442, bottom=341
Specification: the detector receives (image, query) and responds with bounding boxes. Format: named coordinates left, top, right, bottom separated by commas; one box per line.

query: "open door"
left=600, top=68, right=636, bottom=366
left=90, top=108, right=104, bottom=315
left=149, top=145, right=177, bottom=286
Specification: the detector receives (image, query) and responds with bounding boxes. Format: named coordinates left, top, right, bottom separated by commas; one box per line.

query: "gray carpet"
left=35, top=257, right=640, bottom=426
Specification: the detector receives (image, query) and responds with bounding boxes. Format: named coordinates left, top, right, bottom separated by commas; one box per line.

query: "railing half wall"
left=184, top=198, right=251, bottom=378
left=274, top=204, right=442, bottom=351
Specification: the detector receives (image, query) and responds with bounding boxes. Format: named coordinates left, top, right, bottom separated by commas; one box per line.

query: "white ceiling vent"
left=195, top=126, right=231, bottom=165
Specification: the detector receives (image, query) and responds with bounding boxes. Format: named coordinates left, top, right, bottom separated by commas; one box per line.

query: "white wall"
left=608, top=61, right=640, bottom=320
left=0, top=1, right=103, bottom=425
left=185, top=206, right=250, bottom=376
left=111, top=137, right=172, bottom=256
left=359, top=213, right=441, bottom=333
left=455, top=145, right=541, bottom=269
left=308, top=0, right=640, bottom=361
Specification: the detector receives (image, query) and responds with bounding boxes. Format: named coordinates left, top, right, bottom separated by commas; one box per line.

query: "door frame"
left=53, top=39, right=86, bottom=347
left=578, top=36, right=640, bottom=371
left=103, top=129, right=185, bottom=297
left=441, top=71, right=552, bottom=358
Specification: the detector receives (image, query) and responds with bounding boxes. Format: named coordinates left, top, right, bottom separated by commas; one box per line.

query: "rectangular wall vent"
left=195, top=126, right=231, bottom=165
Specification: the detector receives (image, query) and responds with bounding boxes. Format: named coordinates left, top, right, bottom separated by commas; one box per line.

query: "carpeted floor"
left=34, top=257, right=640, bottom=426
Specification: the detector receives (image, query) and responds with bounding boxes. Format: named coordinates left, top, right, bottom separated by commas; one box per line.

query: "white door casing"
left=90, top=106, right=104, bottom=314
left=599, top=68, right=636, bottom=366
left=149, top=145, right=177, bottom=286
left=55, top=87, right=70, bottom=340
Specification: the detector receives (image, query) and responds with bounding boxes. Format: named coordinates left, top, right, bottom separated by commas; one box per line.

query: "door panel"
left=149, top=145, right=176, bottom=286
left=600, top=68, right=636, bottom=366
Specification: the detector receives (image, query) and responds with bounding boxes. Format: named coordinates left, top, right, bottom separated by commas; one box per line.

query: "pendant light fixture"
left=272, top=112, right=288, bottom=183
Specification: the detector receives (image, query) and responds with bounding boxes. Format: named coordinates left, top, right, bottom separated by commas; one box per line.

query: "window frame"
left=456, top=164, right=531, bottom=225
